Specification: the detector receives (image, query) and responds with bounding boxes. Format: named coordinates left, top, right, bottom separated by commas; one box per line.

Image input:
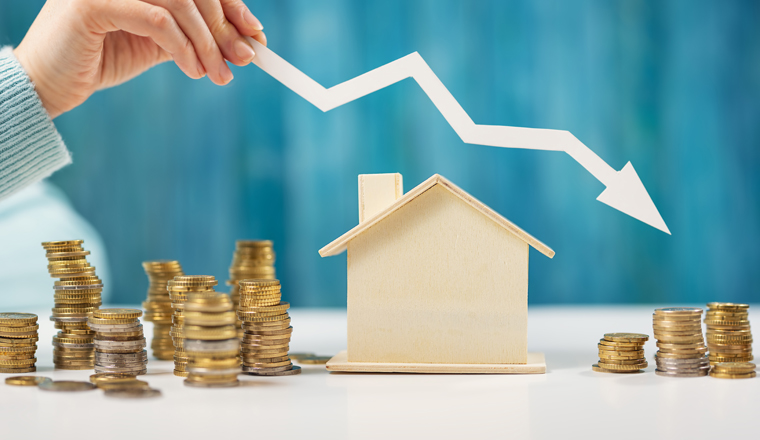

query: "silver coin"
left=49, top=316, right=88, bottom=323
left=53, top=284, right=104, bottom=290
left=89, top=324, right=143, bottom=333
left=655, top=366, right=710, bottom=372
left=94, top=339, right=146, bottom=348
left=655, top=369, right=709, bottom=377
left=95, top=357, right=148, bottom=365
left=52, top=342, right=94, bottom=349
left=184, top=339, right=239, bottom=352
left=94, top=367, right=147, bottom=375
left=655, top=356, right=709, bottom=364
left=96, top=350, right=147, bottom=359
left=187, top=367, right=242, bottom=376
left=104, top=388, right=161, bottom=399
left=245, top=366, right=301, bottom=376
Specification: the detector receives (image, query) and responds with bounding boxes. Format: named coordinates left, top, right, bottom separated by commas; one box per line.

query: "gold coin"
left=88, top=317, right=138, bottom=325
left=597, top=361, right=648, bottom=370
left=654, top=307, right=703, bottom=315
left=0, top=313, right=38, bottom=326
left=598, top=353, right=644, bottom=360
left=96, top=379, right=151, bottom=390
left=0, top=366, right=36, bottom=373
left=5, top=376, right=50, bottom=386
left=0, top=324, right=39, bottom=333
left=93, top=309, right=142, bottom=319
left=297, top=356, right=332, bottom=365
left=709, top=371, right=756, bottom=379
left=707, top=302, right=749, bottom=310
left=711, top=362, right=756, bottom=373
left=604, top=333, right=649, bottom=343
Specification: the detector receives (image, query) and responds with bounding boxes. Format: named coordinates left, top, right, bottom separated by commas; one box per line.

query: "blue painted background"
left=1, top=0, right=759, bottom=306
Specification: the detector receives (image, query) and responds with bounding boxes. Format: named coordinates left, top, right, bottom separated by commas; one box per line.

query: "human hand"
left=13, top=0, right=267, bottom=118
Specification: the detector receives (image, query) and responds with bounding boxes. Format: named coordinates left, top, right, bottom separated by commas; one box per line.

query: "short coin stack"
left=168, top=276, right=217, bottom=377
left=704, top=303, right=753, bottom=365
left=592, top=333, right=648, bottom=373
left=237, top=279, right=300, bottom=376
left=184, top=292, right=241, bottom=387
left=89, top=309, right=148, bottom=375
left=142, top=260, right=185, bottom=360
left=42, top=240, right=103, bottom=370
left=0, top=313, right=39, bottom=373
left=710, top=362, right=756, bottom=379
left=653, top=307, right=710, bottom=377
left=227, top=241, right=276, bottom=337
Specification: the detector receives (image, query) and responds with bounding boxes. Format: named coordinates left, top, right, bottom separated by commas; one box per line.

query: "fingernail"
left=219, top=64, right=233, bottom=84
left=244, top=10, right=264, bottom=31
left=234, top=39, right=255, bottom=62
left=197, top=61, right=206, bottom=78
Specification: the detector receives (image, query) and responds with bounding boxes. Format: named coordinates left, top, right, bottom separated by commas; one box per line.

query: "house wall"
left=347, top=185, right=529, bottom=364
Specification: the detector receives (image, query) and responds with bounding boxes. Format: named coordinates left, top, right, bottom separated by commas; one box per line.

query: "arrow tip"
left=597, top=162, right=670, bottom=234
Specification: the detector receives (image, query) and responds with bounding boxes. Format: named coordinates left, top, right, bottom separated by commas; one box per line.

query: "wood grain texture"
left=327, top=351, right=546, bottom=374
left=358, top=173, right=403, bottom=223
left=320, top=174, right=554, bottom=258
left=347, top=184, right=529, bottom=364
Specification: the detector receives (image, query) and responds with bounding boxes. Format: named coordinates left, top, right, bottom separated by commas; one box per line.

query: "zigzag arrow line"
left=246, top=38, right=669, bottom=234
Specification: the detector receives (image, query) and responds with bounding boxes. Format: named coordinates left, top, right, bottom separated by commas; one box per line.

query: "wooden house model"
left=321, top=173, right=554, bottom=373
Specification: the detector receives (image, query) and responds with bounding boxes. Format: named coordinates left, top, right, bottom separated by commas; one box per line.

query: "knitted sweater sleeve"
left=0, top=46, right=71, bottom=201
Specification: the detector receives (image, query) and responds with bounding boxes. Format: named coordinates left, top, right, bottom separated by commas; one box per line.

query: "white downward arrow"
left=246, top=38, right=670, bottom=234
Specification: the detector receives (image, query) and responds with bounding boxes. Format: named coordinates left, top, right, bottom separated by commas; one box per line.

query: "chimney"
left=358, top=173, right=403, bottom=223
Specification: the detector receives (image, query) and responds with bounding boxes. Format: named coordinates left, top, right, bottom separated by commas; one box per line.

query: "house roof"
left=319, top=174, right=555, bottom=258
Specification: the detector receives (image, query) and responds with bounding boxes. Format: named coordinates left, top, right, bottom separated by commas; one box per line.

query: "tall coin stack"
left=0, top=313, right=39, bottom=373
left=705, top=303, right=753, bottom=365
left=653, top=307, right=710, bottom=377
left=184, top=292, right=241, bottom=387
left=142, top=260, right=185, bottom=360
left=592, top=333, right=648, bottom=373
left=42, top=240, right=102, bottom=370
left=168, top=275, right=217, bottom=377
left=227, top=241, right=276, bottom=337
left=89, top=309, right=148, bottom=375
left=237, top=279, right=301, bottom=376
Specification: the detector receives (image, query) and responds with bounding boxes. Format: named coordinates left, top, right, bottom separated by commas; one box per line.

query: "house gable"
left=320, top=174, right=554, bottom=259
left=347, top=184, right=529, bottom=364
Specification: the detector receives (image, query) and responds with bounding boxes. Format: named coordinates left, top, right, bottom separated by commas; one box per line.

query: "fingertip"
left=253, top=32, right=267, bottom=47
left=233, top=39, right=256, bottom=65
left=243, top=10, right=264, bottom=31
left=218, top=63, right=234, bottom=85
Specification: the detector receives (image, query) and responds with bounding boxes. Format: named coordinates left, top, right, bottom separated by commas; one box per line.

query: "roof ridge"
left=319, top=174, right=555, bottom=258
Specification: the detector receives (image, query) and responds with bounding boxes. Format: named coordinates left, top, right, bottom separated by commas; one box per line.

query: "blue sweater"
left=0, top=46, right=71, bottom=201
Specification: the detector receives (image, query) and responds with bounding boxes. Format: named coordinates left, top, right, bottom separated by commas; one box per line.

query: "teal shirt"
left=0, top=46, right=71, bottom=201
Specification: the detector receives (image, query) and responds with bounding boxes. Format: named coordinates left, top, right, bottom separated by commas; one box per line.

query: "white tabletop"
left=2, top=305, right=758, bottom=439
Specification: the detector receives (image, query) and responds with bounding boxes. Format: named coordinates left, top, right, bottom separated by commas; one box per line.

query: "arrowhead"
left=596, top=162, right=670, bottom=234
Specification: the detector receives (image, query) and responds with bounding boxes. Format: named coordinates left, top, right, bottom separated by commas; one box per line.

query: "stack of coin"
left=142, top=260, right=185, bottom=360
left=653, top=307, right=710, bottom=377
left=705, top=303, right=753, bottom=365
left=592, top=333, right=648, bottom=373
left=42, top=240, right=103, bottom=370
left=167, top=276, right=217, bottom=377
left=227, top=241, right=276, bottom=337
left=710, top=362, right=756, bottom=379
left=88, top=309, right=148, bottom=375
left=183, top=292, right=241, bottom=387
left=0, top=313, right=39, bottom=373
left=237, top=279, right=300, bottom=376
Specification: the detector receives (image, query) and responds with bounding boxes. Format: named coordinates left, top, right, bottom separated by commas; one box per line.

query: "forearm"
left=0, top=46, right=70, bottom=201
